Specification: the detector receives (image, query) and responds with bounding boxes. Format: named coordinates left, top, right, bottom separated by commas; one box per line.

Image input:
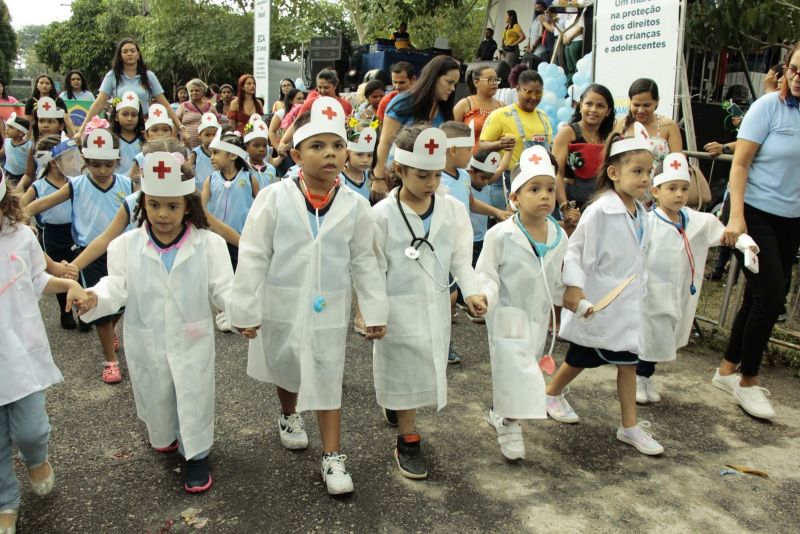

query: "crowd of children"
left=0, top=70, right=767, bottom=531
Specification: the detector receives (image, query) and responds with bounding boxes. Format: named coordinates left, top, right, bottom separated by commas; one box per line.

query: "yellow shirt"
left=503, top=24, right=523, bottom=47
left=480, top=103, right=553, bottom=169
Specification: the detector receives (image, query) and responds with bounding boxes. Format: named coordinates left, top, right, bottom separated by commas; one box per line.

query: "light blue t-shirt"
left=207, top=169, right=254, bottom=234
left=192, top=146, right=214, bottom=190
left=341, top=170, right=370, bottom=200
left=385, top=92, right=444, bottom=127
left=99, top=70, right=165, bottom=116
left=738, top=91, right=800, bottom=218
left=470, top=184, right=491, bottom=242
left=3, top=138, right=31, bottom=175
left=251, top=164, right=278, bottom=190
left=442, top=168, right=471, bottom=211
left=59, top=90, right=95, bottom=101
left=69, top=173, right=133, bottom=247
left=32, top=178, right=72, bottom=226
left=117, top=136, right=141, bottom=178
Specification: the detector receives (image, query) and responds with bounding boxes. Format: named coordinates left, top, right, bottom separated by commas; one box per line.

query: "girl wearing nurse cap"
left=77, top=151, right=233, bottom=494
left=639, top=153, right=758, bottom=405
left=109, top=91, right=145, bottom=177
left=127, top=103, right=177, bottom=183
left=476, top=145, right=567, bottom=461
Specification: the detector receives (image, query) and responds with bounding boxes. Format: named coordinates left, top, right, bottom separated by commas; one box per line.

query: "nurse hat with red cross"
left=469, top=151, right=501, bottom=174
left=82, top=128, right=119, bottom=160
left=609, top=121, right=653, bottom=157
left=653, top=152, right=690, bottom=187
left=116, top=91, right=140, bottom=111
left=141, top=152, right=194, bottom=197
left=511, top=145, right=556, bottom=194
left=198, top=112, right=220, bottom=134
left=347, top=127, right=377, bottom=153
left=394, top=127, right=447, bottom=171
left=293, top=96, right=347, bottom=146
left=36, top=97, right=64, bottom=119
left=244, top=114, right=269, bottom=144
left=145, top=103, right=173, bottom=131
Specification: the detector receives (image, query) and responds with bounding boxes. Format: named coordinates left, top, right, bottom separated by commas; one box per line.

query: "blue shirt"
left=385, top=92, right=445, bottom=127
left=251, top=164, right=277, bottom=190
left=147, top=224, right=186, bottom=273
left=58, top=90, right=95, bottom=101
left=206, top=169, right=254, bottom=234
left=192, top=146, right=214, bottom=190
left=3, top=138, right=31, bottom=175
left=442, top=168, right=471, bottom=211
left=341, top=170, right=370, bottom=200
left=470, top=184, right=491, bottom=242
left=69, top=174, right=133, bottom=247
left=32, top=178, right=72, bottom=226
left=99, top=70, right=165, bottom=116
left=117, top=135, right=141, bottom=178
left=737, top=91, right=800, bottom=218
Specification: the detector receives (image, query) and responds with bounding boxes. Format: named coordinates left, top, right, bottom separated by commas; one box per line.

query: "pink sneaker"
left=154, top=440, right=179, bottom=453
left=102, top=362, right=122, bottom=384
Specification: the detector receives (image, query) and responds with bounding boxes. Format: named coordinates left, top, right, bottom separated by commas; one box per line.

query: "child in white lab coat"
left=372, top=124, right=487, bottom=479
left=638, top=153, right=757, bottom=403
left=0, top=174, right=87, bottom=533
left=476, top=145, right=567, bottom=461
left=228, top=97, right=388, bottom=496
left=546, top=123, right=666, bottom=456
left=78, top=152, right=233, bottom=494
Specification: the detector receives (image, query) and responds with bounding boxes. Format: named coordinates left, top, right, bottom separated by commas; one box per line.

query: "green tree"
left=0, top=0, right=18, bottom=83
left=270, top=0, right=355, bottom=61
left=14, top=25, right=51, bottom=79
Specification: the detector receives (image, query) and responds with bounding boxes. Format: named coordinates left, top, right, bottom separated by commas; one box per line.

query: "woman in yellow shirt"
left=502, top=10, right=526, bottom=67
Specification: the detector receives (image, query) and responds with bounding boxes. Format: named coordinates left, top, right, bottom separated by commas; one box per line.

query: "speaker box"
left=310, top=59, right=348, bottom=89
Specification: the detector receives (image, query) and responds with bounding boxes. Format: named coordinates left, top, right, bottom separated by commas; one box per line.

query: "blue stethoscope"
left=514, top=213, right=563, bottom=356
left=653, top=208, right=697, bottom=295
left=397, top=192, right=456, bottom=291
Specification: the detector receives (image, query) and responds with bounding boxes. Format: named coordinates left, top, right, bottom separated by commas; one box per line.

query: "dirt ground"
left=13, top=301, right=800, bottom=533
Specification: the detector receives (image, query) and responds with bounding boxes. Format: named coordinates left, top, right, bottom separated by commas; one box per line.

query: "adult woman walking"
left=227, top=74, right=263, bottom=133
left=76, top=38, right=184, bottom=138
left=371, top=55, right=461, bottom=197
left=715, top=42, right=800, bottom=420
left=272, top=78, right=295, bottom=113
left=177, top=78, right=218, bottom=149
left=501, top=10, right=525, bottom=68
left=59, top=70, right=95, bottom=101
left=454, top=65, right=503, bottom=152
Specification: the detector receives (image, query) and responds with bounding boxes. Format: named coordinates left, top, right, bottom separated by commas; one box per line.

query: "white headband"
left=244, top=114, right=269, bottom=144
left=653, top=153, right=690, bottom=187
left=469, top=152, right=501, bottom=173
left=510, top=145, right=556, bottom=202
left=347, top=127, right=378, bottom=153
left=82, top=129, right=119, bottom=160
left=609, top=121, right=653, bottom=158
left=293, top=96, right=348, bottom=146
left=36, top=97, right=64, bottom=119
left=145, top=104, right=173, bottom=131
left=445, top=135, right=474, bottom=148
left=209, top=129, right=249, bottom=161
left=6, top=113, right=28, bottom=135
left=116, top=91, right=140, bottom=111
left=394, top=127, right=447, bottom=171
left=141, top=152, right=195, bottom=197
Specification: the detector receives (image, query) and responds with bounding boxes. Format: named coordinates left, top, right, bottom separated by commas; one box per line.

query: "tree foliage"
left=270, top=0, right=356, bottom=61
left=14, top=25, right=51, bottom=79
left=0, top=0, right=18, bottom=83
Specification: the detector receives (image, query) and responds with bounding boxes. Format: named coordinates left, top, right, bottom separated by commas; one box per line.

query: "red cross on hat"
left=321, top=106, right=337, bottom=120
left=364, top=134, right=373, bottom=144
left=204, top=114, right=213, bottom=120
left=93, top=136, right=106, bottom=149
left=529, top=154, right=542, bottom=164
left=127, top=94, right=135, bottom=101
left=153, top=108, right=163, bottom=117
left=152, top=161, right=172, bottom=179
left=42, top=101, right=52, bottom=111
left=490, top=156, right=497, bottom=165
left=258, top=123, right=266, bottom=130
left=670, top=159, right=682, bottom=170
left=424, top=139, right=439, bottom=155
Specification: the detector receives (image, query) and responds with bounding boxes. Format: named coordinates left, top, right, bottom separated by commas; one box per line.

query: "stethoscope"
left=396, top=191, right=456, bottom=292
left=653, top=208, right=696, bottom=295
left=514, top=213, right=563, bottom=357
left=299, top=171, right=340, bottom=312
left=0, top=253, right=27, bottom=295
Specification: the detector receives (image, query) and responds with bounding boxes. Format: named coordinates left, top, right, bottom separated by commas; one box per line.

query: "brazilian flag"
left=63, top=99, right=94, bottom=126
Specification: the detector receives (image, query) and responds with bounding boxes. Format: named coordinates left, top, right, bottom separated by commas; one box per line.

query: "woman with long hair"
left=24, top=75, right=77, bottom=136
left=59, top=70, right=94, bottom=101
left=272, top=78, right=295, bottom=113
left=227, top=74, right=264, bottom=133
left=502, top=10, right=526, bottom=68
left=454, top=64, right=504, bottom=152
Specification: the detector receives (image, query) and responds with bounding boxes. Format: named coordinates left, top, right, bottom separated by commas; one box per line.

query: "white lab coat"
left=560, top=190, right=649, bottom=354
left=476, top=216, right=567, bottom=419
left=81, top=224, right=232, bottom=459
left=0, top=222, right=62, bottom=406
left=228, top=179, right=388, bottom=412
left=640, top=207, right=725, bottom=362
left=372, top=189, right=480, bottom=411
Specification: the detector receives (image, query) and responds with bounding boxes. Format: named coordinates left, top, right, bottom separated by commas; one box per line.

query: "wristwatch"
left=722, top=145, right=732, bottom=155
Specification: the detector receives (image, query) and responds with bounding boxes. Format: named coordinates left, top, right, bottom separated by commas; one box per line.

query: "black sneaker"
left=394, top=434, right=427, bottom=479
left=184, top=457, right=213, bottom=493
left=382, top=408, right=398, bottom=426
left=60, top=312, right=77, bottom=330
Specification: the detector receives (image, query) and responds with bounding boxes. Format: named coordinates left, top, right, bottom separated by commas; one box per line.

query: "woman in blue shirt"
left=717, top=42, right=800, bottom=421
left=372, top=55, right=461, bottom=198
left=76, top=38, right=185, bottom=139
left=58, top=70, right=96, bottom=101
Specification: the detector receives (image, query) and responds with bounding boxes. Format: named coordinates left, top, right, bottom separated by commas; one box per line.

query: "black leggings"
left=724, top=204, right=800, bottom=377
left=41, top=223, right=76, bottom=315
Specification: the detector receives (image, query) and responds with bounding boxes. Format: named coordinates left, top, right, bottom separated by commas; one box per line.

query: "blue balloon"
left=295, top=78, right=307, bottom=91
left=541, top=92, right=558, bottom=107
left=543, top=77, right=559, bottom=92
left=546, top=63, right=559, bottom=77
left=557, top=106, right=574, bottom=122
left=537, top=62, right=550, bottom=74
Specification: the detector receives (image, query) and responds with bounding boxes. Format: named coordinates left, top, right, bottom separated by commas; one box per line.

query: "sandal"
left=154, top=440, right=179, bottom=453
left=27, top=459, right=55, bottom=497
left=102, top=362, right=123, bottom=384
left=0, top=508, right=18, bottom=534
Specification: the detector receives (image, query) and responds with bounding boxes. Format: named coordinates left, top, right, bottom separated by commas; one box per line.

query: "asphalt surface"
left=13, top=299, right=800, bottom=533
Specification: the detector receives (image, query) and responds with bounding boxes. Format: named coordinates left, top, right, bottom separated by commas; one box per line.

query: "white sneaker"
left=711, top=368, right=740, bottom=395
left=637, top=376, right=661, bottom=403
left=215, top=311, right=232, bottom=332
left=616, top=421, right=664, bottom=455
left=278, top=413, right=309, bottom=450
left=321, top=453, right=354, bottom=495
left=733, top=384, right=776, bottom=420
left=545, top=391, right=579, bottom=423
left=487, top=410, right=525, bottom=460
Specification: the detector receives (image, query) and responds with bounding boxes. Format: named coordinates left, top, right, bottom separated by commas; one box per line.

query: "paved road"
left=14, top=300, right=800, bottom=533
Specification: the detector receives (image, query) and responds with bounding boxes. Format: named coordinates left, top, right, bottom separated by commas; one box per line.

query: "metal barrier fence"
left=689, top=150, right=800, bottom=354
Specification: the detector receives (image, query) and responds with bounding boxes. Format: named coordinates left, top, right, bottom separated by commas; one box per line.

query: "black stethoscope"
left=653, top=208, right=697, bottom=295
left=396, top=191, right=456, bottom=291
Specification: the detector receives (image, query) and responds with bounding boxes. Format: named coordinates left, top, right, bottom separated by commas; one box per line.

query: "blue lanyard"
left=653, top=208, right=697, bottom=295
left=514, top=213, right=562, bottom=259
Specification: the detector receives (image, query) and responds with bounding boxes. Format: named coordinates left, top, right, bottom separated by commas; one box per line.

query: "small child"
left=341, top=127, right=376, bottom=201
left=467, top=151, right=503, bottom=264
left=21, top=136, right=83, bottom=329
left=372, top=124, right=487, bottom=479
left=640, top=153, right=757, bottom=404
left=19, top=97, right=66, bottom=191
left=201, top=129, right=259, bottom=271
left=243, top=115, right=277, bottom=190
left=0, top=173, right=87, bottom=534
left=546, top=123, right=665, bottom=456
left=110, top=91, right=144, bottom=177
left=128, top=103, right=176, bottom=184
left=25, top=129, right=133, bottom=384
left=1, top=114, right=32, bottom=185
left=476, top=145, right=567, bottom=461
left=79, top=152, right=233, bottom=494
left=229, top=97, right=387, bottom=496
left=189, top=113, right=220, bottom=191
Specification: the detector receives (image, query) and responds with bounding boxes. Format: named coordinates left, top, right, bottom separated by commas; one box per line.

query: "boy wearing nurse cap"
left=476, top=144, right=567, bottom=461
left=189, top=112, right=221, bottom=190
left=640, top=153, right=758, bottom=406
left=229, top=97, right=388, bottom=496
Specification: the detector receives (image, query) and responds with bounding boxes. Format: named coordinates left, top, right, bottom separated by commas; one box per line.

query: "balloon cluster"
left=536, top=51, right=594, bottom=130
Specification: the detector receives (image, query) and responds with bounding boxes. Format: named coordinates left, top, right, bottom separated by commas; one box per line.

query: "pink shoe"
left=154, top=440, right=179, bottom=453
left=102, top=362, right=122, bottom=384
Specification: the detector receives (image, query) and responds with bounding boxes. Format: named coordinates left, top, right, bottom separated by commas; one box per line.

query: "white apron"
left=372, top=189, right=479, bottom=411
left=477, top=217, right=566, bottom=419
left=82, top=225, right=232, bottom=458
left=228, top=179, right=387, bottom=412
